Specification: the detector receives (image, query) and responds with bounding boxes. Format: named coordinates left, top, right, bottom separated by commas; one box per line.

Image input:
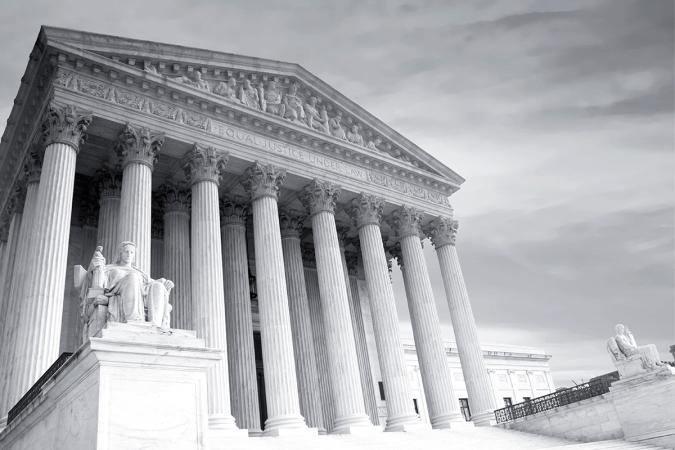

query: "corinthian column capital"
left=243, top=162, right=286, bottom=201
left=95, top=166, right=123, bottom=200
left=115, top=123, right=165, bottom=170
left=391, top=205, right=423, bottom=240
left=220, top=198, right=249, bottom=226
left=41, top=102, right=92, bottom=150
left=351, top=193, right=384, bottom=229
left=279, top=213, right=305, bottom=239
left=426, top=217, right=458, bottom=249
left=303, top=179, right=341, bottom=216
left=183, top=143, right=229, bottom=185
left=158, top=181, right=191, bottom=214
left=24, top=147, right=43, bottom=185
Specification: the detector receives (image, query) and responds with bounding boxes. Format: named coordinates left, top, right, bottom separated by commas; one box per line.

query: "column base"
left=430, top=412, right=472, bottom=430
left=248, top=429, right=263, bottom=437
left=263, top=414, right=314, bottom=437
left=0, top=415, right=6, bottom=434
left=332, top=414, right=379, bottom=434
left=384, top=415, right=430, bottom=432
left=469, top=410, right=495, bottom=427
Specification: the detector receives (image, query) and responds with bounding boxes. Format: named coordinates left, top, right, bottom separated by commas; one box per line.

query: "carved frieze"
left=303, top=179, right=341, bottom=216
left=183, top=143, right=229, bottom=186
left=243, top=162, right=286, bottom=201
left=279, top=213, right=305, bottom=239
left=425, top=216, right=458, bottom=249
left=351, top=193, right=385, bottom=229
left=41, top=102, right=92, bottom=150
left=115, top=123, right=165, bottom=169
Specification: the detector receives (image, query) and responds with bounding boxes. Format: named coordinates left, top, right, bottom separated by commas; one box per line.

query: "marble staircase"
left=210, top=427, right=671, bottom=450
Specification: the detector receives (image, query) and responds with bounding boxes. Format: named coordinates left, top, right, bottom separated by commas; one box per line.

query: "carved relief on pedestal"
left=303, top=179, right=341, bottom=216
left=115, top=123, right=165, bottom=169
left=279, top=213, right=306, bottom=239
left=242, top=162, right=287, bottom=201
left=41, top=102, right=92, bottom=150
left=183, top=143, right=229, bottom=185
left=351, top=193, right=385, bottom=229
left=425, top=216, right=458, bottom=249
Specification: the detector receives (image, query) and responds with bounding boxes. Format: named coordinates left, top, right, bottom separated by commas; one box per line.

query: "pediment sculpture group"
left=147, top=65, right=392, bottom=156
left=606, top=323, right=664, bottom=378
left=79, top=241, right=173, bottom=340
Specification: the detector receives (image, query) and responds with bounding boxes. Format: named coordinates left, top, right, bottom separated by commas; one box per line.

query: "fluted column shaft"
left=221, top=205, right=261, bottom=433
left=187, top=145, right=238, bottom=431
left=0, top=187, right=36, bottom=423
left=0, top=212, right=22, bottom=336
left=304, top=180, right=371, bottom=433
left=435, top=237, right=496, bottom=425
left=118, top=162, right=152, bottom=273
left=12, top=142, right=79, bottom=406
left=304, top=266, right=336, bottom=432
left=59, top=224, right=86, bottom=354
left=151, top=237, right=163, bottom=279
left=164, top=209, right=192, bottom=330
left=280, top=218, right=324, bottom=431
left=358, top=222, right=420, bottom=431
left=339, top=246, right=379, bottom=425
left=97, top=197, right=119, bottom=262
left=245, top=162, right=308, bottom=435
left=399, top=235, right=463, bottom=428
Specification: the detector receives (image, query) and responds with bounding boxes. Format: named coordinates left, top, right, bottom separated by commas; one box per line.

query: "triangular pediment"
left=40, top=26, right=464, bottom=186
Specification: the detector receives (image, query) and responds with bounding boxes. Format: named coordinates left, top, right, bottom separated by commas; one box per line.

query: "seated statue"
left=80, top=242, right=174, bottom=341
left=607, top=323, right=663, bottom=378
left=213, top=77, right=238, bottom=101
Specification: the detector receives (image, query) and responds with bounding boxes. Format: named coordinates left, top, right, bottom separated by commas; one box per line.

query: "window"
left=503, top=397, right=512, bottom=407
left=378, top=381, right=385, bottom=401
left=523, top=396, right=531, bottom=402
left=413, top=398, right=419, bottom=415
left=517, top=374, right=527, bottom=384
left=458, top=398, right=471, bottom=421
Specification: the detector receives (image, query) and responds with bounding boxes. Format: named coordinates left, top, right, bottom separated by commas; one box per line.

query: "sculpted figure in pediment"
left=347, top=124, right=365, bottom=146
left=213, top=77, right=238, bottom=101
left=193, top=72, right=210, bottom=92
left=366, top=136, right=383, bottom=152
left=304, top=96, right=329, bottom=133
left=329, top=110, right=347, bottom=140
left=238, top=79, right=261, bottom=110
left=144, top=63, right=159, bottom=75
left=80, top=242, right=174, bottom=340
left=261, top=80, right=286, bottom=117
left=283, top=83, right=305, bottom=123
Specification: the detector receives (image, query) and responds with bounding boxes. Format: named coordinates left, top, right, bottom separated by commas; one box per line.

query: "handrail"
left=494, top=377, right=612, bottom=424
left=7, top=352, right=74, bottom=425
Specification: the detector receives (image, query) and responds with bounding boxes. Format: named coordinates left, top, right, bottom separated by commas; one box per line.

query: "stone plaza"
left=0, top=27, right=671, bottom=450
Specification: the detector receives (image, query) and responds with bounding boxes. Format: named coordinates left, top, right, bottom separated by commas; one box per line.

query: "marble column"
left=391, top=206, right=465, bottom=429
left=427, top=217, right=497, bottom=426
left=280, top=213, right=324, bottom=432
left=352, top=195, right=421, bottom=431
left=184, top=144, right=241, bottom=433
left=338, top=239, right=379, bottom=425
left=60, top=223, right=85, bottom=354
left=243, top=162, right=309, bottom=435
left=150, top=213, right=164, bottom=279
left=303, top=261, right=336, bottom=432
left=94, top=167, right=121, bottom=262
left=303, top=179, right=372, bottom=433
left=221, top=199, right=261, bottom=434
left=115, top=123, right=164, bottom=274
left=10, top=104, right=91, bottom=410
left=0, top=184, right=30, bottom=427
left=0, top=189, right=24, bottom=335
left=159, top=182, right=192, bottom=330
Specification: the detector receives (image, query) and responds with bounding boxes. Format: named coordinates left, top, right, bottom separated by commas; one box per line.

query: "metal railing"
left=494, top=377, right=613, bottom=424
left=7, top=352, right=74, bottom=425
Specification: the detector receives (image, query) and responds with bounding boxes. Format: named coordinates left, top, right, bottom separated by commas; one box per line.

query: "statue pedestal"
left=0, top=323, right=222, bottom=450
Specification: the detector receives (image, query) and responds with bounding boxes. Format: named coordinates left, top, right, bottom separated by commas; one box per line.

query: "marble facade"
left=0, top=26, right=497, bottom=440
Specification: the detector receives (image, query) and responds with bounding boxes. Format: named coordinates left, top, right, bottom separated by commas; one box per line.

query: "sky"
left=0, top=0, right=673, bottom=387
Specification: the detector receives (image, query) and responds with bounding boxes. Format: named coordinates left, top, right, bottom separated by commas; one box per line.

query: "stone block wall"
left=500, top=394, right=623, bottom=442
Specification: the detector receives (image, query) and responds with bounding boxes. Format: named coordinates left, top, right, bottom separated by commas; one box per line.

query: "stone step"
left=542, top=439, right=668, bottom=450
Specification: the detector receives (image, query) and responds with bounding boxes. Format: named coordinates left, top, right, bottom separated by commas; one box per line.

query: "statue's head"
left=615, top=323, right=625, bottom=335
left=115, top=241, right=137, bottom=266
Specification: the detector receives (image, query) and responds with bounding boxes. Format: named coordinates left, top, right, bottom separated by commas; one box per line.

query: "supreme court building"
left=0, top=27, right=506, bottom=441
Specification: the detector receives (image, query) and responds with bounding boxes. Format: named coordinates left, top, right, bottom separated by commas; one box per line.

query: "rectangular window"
left=378, top=381, right=385, bottom=401
left=458, top=398, right=471, bottom=421
left=503, top=397, right=512, bottom=407
left=413, top=398, right=419, bottom=415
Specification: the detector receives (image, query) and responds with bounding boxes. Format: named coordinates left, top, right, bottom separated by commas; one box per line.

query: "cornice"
left=40, top=26, right=465, bottom=185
